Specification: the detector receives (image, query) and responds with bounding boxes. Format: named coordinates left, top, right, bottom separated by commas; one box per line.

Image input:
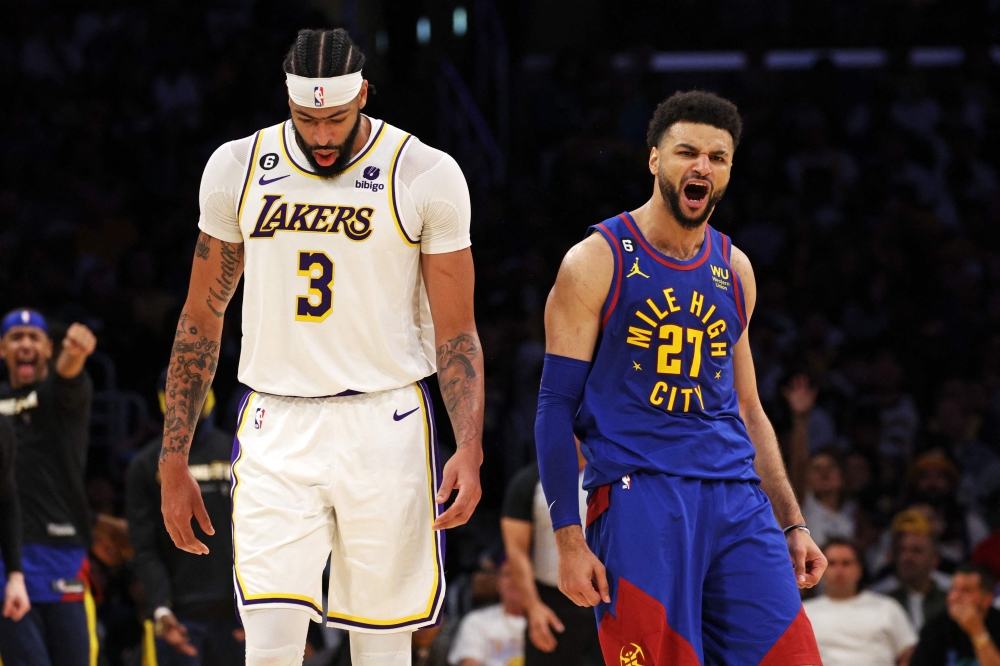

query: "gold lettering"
left=690, top=290, right=704, bottom=317
left=663, top=288, right=680, bottom=313
left=681, top=388, right=693, bottom=412
left=700, top=304, right=716, bottom=324
left=635, top=310, right=658, bottom=328
left=626, top=327, right=653, bottom=349
left=693, top=385, right=705, bottom=410
left=710, top=342, right=727, bottom=357
left=707, top=319, right=727, bottom=338
left=667, top=386, right=677, bottom=411
left=650, top=382, right=668, bottom=406
left=646, top=298, right=670, bottom=320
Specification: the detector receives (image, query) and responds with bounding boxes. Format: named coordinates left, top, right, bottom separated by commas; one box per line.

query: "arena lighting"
left=453, top=7, right=468, bottom=37
left=416, top=16, right=431, bottom=44
left=650, top=51, right=747, bottom=72
left=527, top=46, right=990, bottom=72
left=909, top=46, right=965, bottom=67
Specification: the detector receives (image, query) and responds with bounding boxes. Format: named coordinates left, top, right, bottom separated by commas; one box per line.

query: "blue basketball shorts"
left=585, top=474, right=821, bottom=666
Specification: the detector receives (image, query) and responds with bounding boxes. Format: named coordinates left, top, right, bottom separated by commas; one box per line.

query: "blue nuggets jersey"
left=577, top=212, right=758, bottom=489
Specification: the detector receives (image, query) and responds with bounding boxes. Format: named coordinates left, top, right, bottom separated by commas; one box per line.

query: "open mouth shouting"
left=312, top=148, right=339, bottom=167
left=681, top=179, right=712, bottom=210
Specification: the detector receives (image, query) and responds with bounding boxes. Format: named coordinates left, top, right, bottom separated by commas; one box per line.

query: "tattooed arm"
left=422, top=248, right=484, bottom=530
left=160, top=232, right=244, bottom=554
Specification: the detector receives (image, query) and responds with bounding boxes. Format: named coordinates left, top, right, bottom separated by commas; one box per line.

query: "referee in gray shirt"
left=500, top=440, right=601, bottom=666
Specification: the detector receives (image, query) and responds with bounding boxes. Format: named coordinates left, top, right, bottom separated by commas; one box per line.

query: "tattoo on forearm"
left=160, top=313, right=220, bottom=463
left=206, top=241, right=243, bottom=317
left=436, top=332, right=484, bottom=448
left=195, top=233, right=210, bottom=260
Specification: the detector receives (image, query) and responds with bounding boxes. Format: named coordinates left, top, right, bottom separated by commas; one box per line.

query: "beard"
left=658, top=173, right=726, bottom=229
left=291, top=112, right=363, bottom=179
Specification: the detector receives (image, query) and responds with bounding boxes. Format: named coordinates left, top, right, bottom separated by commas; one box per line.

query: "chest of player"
left=238, top=122, right=418, bottom=260
left=601, top=228, right=745, bottom=414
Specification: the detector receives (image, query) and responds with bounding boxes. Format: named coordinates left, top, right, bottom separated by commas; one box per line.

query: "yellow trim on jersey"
left=279, top=119, right=387, bottom=180
left=387, top=134, right=420, bottom=247
left=236, top=130, right=264, bottom=221
left=142, top=620, right=159, bottom=666
left=325, top=383, right=442, bottom=626
left=231, top=393, right=324, bottom=617
left=85, top=587, right=99, bottom=666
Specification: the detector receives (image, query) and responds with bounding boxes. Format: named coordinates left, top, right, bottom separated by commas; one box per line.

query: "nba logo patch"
left=622, top=475, right=631, bottom=490
left=313, top=86, right=324, bottom=107
left=254, top=408, right=265, bottom=430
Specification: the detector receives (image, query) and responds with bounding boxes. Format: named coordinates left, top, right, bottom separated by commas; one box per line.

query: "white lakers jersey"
left=197, top=117, right=471, bottom=397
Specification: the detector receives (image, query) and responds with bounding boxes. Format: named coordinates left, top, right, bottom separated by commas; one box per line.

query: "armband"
left=535, top=354, right=591, bottom=531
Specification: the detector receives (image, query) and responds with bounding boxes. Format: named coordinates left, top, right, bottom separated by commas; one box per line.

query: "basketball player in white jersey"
left=157, top=29, right=483, bottom=666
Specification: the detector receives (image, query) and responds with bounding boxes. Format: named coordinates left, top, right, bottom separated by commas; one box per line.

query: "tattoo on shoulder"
left=436, top=332, right=483, bottom=447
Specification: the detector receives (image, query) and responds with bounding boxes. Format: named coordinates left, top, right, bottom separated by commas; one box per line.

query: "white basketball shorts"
left=230, top=382, right=445, bottom=632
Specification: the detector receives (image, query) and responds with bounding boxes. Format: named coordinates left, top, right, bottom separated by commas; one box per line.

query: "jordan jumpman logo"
left=626, top=257, right=650, bottom=279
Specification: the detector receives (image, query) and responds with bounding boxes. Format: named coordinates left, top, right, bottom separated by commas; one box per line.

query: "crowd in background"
left=4, top=0, right=1000, bottom=663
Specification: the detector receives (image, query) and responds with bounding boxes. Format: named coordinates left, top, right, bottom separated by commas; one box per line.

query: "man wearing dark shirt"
left=911, top=563, right=1000, bottom=666
left=501, top=441, right=602, bottom=666
left=126, top=371, right=243, bottom=665
left=0, top=310, right=96, bottom=666
left=0, top=415, right=28, bottom=623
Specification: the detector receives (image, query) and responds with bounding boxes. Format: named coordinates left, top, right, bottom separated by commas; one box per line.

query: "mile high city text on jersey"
left=248, top=194, right=374, bottom=241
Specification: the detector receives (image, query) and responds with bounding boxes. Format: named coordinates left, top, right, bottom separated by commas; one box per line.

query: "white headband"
left=286, top=71, right=363, bottom=108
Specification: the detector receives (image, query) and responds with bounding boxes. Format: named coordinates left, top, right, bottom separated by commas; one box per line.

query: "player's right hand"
left=156, top=611, right=198, bottom=657
left=160, top=461, right=214, bottom=555
left=526, top=601, right=565, bottom=652
left=2, top=572, right=30, bottom=621
left=555, top=526, right=611, bottom=607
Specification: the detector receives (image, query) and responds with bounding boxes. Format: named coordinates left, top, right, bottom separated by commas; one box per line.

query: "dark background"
left=4, top=0, right=1000, bottom=662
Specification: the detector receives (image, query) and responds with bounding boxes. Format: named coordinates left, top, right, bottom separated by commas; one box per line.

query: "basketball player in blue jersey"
left=535, top=91, right=827, bottom=665
left=158, top=29, right=483, bottom=666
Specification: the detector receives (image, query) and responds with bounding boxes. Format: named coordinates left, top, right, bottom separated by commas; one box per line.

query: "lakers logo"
left=620, top=643, right=646, bottom=665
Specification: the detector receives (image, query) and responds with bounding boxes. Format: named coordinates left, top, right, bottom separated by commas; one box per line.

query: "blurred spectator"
left=911, top=563, right=1000, bottom=666
left=972, top=529, right=1000, bottom=584
left=903, top=451, right=990, bottom=566
left=125, top=371, right=242, bottom=665
left=0, top=415, right=28, bottom=623
left=804, top=539, right=917, bottom=666
left=926, top=396, right=1000, bottom=513
left=869, top=511, right=950, bottom=631
left=785, top=376, right=857, bottom=549
left=448, top=562, right=526, bottom=666
left=0, top=312, right=96, bottom=664
left=500, top=441, right=601, bottom=665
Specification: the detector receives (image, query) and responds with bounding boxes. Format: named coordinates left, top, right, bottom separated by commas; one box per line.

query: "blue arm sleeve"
left=534, top=353, right=591, bottom=531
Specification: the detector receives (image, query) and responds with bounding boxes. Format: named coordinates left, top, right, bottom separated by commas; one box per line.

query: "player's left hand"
left=433, top=445, right=483, bottom=530
left=787, top=528, right=826, bottom=589
left=62, top=323, right=97, bottom=359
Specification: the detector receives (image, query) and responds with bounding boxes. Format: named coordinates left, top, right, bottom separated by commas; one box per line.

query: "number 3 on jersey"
left=296, top=251, right=334, bottom=322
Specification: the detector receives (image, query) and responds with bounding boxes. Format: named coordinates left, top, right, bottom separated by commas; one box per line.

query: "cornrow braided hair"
left=283, top=28, right=366, bottom=78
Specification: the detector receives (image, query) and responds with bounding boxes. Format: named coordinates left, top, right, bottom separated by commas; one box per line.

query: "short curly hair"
left=646, top=90, right=743, bottom=152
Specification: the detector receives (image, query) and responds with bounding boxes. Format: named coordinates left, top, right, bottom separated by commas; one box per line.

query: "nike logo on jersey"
left=393, top=407, right=420, bottom=421
left=259, top=174, right=290, bottom=186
